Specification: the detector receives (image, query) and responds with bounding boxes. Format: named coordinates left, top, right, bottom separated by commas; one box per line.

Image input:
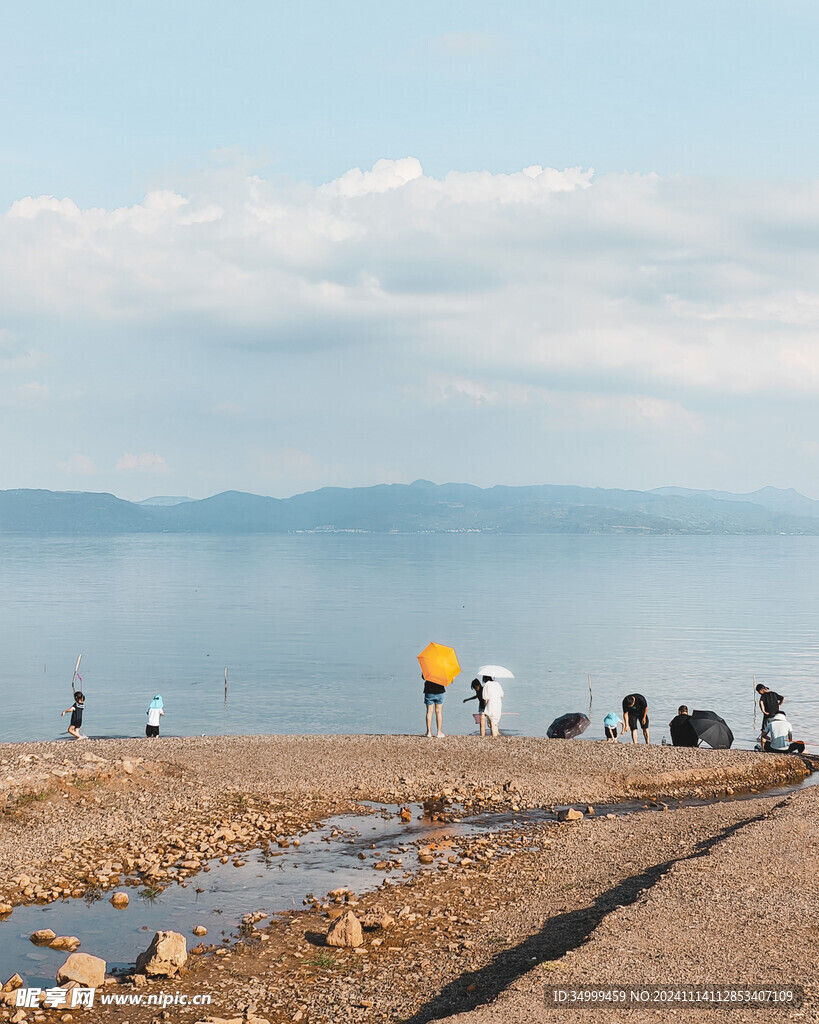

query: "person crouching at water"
left=423, top=674, right=446, bottom=738
left=622, top=693, right=650, bottom=744
left=603, top=712, right=623, bottom=741
left=481, top=675, right=505, bottom=737
left=463, top=678, right=487, bottom=736
left=146, top=694, right=164, bottom=737
left=759, top=711, right=805, bottom=755
left=61, top=692, right=86, bottom=739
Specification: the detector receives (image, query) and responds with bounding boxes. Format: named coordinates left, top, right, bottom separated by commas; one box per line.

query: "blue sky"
left=3, top=0, right=819, bottom=499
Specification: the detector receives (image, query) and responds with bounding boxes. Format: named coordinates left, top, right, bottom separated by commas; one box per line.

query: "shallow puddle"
left=2, top=771, right=816, bottom=985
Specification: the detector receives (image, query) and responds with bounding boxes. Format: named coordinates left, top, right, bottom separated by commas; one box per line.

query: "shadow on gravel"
left=402, top=810, right=776, bottom=1024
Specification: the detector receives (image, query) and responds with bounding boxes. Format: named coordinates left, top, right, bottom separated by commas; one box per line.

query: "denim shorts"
left=424, top=692, right=445, bottom=706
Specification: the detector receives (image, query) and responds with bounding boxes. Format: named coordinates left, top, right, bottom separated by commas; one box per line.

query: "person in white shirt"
left=761, top=711, right=804, bottom=754
left=146, top=694, right=165, bottom=738
left=481, top=676, right=505, bottom=737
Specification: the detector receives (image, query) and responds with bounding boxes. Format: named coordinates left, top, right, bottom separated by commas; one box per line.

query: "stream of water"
left=3, top=772, right=817, bottom=985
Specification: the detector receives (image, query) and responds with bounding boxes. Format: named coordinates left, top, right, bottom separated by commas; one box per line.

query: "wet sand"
left=0, top=735, right=812, bottom=1022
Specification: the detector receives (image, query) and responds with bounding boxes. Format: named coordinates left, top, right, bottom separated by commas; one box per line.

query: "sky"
left=3, top=0, right=819, bottom=500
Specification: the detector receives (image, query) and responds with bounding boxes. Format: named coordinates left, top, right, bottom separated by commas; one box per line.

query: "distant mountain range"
left=3, top=481, right=819, bottom=535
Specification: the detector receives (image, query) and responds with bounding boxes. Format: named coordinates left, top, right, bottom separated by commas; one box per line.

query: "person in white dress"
left=481, top=675, right=505, bottom=737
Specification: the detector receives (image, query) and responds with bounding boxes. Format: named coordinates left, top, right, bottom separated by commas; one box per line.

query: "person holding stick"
left=463, top=678, right=487, bottom=736
left=61, top=692, right=86, bottom=739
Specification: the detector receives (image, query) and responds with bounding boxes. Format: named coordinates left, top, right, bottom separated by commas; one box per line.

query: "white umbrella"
left=477, top=664, right=514, bottom=679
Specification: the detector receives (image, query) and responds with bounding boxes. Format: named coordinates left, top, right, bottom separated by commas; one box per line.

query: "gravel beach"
left=0, top=735, right=812, bottom=1023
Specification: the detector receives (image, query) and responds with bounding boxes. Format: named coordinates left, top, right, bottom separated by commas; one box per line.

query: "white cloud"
left=58, top=453, right=97, bottom=475
left=320, top=157, right=424, bottom=198
left=4, top=157, right=819, bottom=406
left=115, top=453, right=170, bottom=473
left=16, top=380, right=49, bottom=400
left=431, top=32, right=497, bottom=56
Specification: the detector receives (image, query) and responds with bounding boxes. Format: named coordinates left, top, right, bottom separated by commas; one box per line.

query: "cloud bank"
left=3, top=158, right=819, bottom=497
left=3, top=159, right=818, bottom=404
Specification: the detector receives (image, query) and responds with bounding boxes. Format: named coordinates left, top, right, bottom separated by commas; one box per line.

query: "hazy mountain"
left=2, top=482, right=819, bottom=535
left=651, top=485, right=819, bottom=519
left=137, top=496, right=193, bottom=506
left=0, top=489, right=152, bottom=533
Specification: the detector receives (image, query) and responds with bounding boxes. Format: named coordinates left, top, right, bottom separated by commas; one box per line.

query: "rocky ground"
left=0, top=735, right=813, bottom=1023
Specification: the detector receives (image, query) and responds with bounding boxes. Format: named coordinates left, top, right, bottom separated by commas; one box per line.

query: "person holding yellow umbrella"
left=417, top=642, right=461, bottom=738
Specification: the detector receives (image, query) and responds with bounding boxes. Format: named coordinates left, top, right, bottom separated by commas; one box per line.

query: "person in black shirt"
left=622, top=693, right=650, bottom=744
left=61, top=692, right=86, bottom=740
left=463, top=678, right=487, bottom=736
left=756, top=683, right=784, bottom=720
left=756, top=683, right=784, bottom=749
left=668, top=705, right=699, bottom=747
left=423, top=674, right=447, bottom=738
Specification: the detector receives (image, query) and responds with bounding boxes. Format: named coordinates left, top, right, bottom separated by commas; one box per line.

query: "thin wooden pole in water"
left=588, top=673, right=593, bottom=716
left=224, top=666, right=228, bottom=706
left=71, top=654, right=82, bottom=694
left=753, top=675, right=757, bottom=731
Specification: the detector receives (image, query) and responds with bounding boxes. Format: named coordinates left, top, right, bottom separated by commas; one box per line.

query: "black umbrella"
left=690, top=709, right=734, bottom=749
left=547, top=712, right=591, bottom=739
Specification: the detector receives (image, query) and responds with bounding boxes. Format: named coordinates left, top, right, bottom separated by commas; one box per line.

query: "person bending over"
left=622, top=693, right=650, bottom=745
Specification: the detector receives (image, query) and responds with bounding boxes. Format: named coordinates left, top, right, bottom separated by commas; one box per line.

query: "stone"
left=56, top=953, right=107, bottom=989
left=557, top=807, right=584, bottom=821
left=135, top=930, right=187, bottom=977
left=49, top=936, right=81, bottom=952
left=110, top=892, right=129, bottom=908
left=192, top=925, right=207, bottom=936
left=30, top=928, right=57, bottom=944
left=326, top=910, right=364, bottom=948
left=0, top=903, right=12, bottom=916
left=2, top=974, right=23, bottom=993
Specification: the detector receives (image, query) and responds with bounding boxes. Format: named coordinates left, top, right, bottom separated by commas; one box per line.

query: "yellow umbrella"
left=417, top=642, right=461, bottom=687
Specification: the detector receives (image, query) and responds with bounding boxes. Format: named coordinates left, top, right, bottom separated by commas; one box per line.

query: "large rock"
left=30, top=928, right=56, bottom=944
left=56, top=952, right=106, bottom=988
left=326, top=910, right=364, bottom=948
left=135, top=930, right=187, bottom=977
left=49, top=935, right=81, bottom=951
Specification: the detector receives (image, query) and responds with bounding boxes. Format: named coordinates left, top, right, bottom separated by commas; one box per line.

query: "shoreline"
left=0, top=735, right=813, bottom=1022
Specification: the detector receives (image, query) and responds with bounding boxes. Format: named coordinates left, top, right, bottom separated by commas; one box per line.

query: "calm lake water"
left=2, top=534, right=817, bottom=748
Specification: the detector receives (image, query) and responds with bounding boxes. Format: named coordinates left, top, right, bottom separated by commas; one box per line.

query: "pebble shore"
left=0, top=735, right=812, bottom=1023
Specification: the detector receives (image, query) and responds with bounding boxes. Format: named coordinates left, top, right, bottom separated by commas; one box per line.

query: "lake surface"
left=1, top=534, right=817, bottom=747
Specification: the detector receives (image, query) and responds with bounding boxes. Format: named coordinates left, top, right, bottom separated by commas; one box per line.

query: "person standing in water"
left=146, top=694, right=164, bottom=737
left=61, top=692, right=86, bottom=739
